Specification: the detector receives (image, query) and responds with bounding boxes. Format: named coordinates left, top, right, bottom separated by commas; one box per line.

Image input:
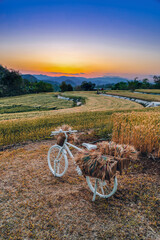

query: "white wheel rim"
left=86, top=176, right=118, bottom=198
left=48, top=145, right=68, bottom=177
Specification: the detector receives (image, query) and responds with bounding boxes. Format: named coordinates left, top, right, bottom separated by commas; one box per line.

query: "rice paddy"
left=0, top=91, right=142, bottom=121
left=104, top=90, right=160, bottom=102
left=135, top=89, right=160, bottom=94
left=0, top=92, right=74, bottom=114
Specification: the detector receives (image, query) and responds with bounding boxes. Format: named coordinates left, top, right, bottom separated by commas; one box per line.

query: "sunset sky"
left=0, top=0, right=160, bottom=78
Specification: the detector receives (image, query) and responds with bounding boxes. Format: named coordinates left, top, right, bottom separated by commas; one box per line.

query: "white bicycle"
left=48, top=129, right=118, bottom=201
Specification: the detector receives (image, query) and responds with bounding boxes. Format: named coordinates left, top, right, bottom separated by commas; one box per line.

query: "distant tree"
left=128, top=78, right=141, bottom=91
left=112, top=81, right=128, bottom=90
left=60, top=81, right=73, bottom=92
left=153, top=75, right=160, bottom=89
left=34, top=81, right=53, bottom=93
left=80, top=81, right=95, bottom=91
left=67, top=84, right=73, bottom=91
left=74, top=85, right=82, bottom=91
left=60, top=81, right=67, bottom=92
left=141, top=78, right=150, bottom=89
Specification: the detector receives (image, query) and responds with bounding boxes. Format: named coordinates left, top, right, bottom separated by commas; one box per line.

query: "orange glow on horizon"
left=1, top=35, right=160, bottom=78
left=1, top=47, right=160, bottom=78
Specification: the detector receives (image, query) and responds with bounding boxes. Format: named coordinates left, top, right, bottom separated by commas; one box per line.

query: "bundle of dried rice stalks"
left=114, top=157, right=131, bottom=175
left=97, top=141, right=138, bottom=161
left=75, top=150, right=118, bottom=182
left=75, top=141, right=138, bottom=180
left=54, top=125, right=78, bottom=146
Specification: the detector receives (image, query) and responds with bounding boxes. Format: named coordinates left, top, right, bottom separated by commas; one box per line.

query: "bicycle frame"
left=63, top=142, right=82, bottom=159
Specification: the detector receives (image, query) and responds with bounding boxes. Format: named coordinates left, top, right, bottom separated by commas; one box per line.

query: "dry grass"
left=105, top=90, right=160, bottom=102
left=136, top=89, right=160, bottom=94
left=0, top=141, right=159, bottom=239
left=62, top=91, right=142, bottom=112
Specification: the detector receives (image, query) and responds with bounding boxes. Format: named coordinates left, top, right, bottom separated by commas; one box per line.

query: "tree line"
left=60, top=81, right=95, bottom=92
left=112, top=76, right=160, bottom=91
left=0, top=65, right=53, bottom=97
left=1, top=65, right=159, bottom=96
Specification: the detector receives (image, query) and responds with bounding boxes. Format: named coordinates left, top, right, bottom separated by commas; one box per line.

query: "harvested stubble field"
left=0, top=140, right=159, bottom=240
left=135, top=89, right=160, bottom=94
left=104, top=90, right=160, bottom=102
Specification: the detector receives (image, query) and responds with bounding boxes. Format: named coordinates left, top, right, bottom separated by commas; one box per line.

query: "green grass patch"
left=61, top=93, right=86, bottom=105
left=0, top=105, right=58, bottom=114
left=0, top=92, right=74, bottom=114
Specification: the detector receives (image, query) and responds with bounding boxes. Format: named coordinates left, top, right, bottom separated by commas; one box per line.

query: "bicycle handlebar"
left=50, top=129, right=77, bottom=136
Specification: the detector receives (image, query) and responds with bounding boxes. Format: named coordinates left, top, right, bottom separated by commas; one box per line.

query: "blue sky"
left=0, top=0, right=160, bottom=78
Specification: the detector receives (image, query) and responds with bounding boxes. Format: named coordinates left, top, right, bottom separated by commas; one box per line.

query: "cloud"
left=49, top=72, right=83, bottom=76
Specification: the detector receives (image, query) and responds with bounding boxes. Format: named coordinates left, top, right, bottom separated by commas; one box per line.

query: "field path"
left=0, top=140, right=159, bottom=239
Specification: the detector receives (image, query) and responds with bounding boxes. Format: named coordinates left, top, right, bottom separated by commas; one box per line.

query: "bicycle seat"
left=82, top=143, right=97, bottom=150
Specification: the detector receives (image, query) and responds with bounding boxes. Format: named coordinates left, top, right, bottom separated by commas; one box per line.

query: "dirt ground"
left=0, top=140, right=160, bottom=240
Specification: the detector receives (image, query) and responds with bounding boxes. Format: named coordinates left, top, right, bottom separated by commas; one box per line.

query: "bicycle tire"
left=86, top=176, right=118, bottom=198
left=48, top=145, right=68, bottom=177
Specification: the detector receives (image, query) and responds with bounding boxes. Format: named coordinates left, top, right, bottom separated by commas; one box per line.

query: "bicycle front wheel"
left=48, top=145, right=68, bottom=177
left=86, top=176, right=117, bottom=198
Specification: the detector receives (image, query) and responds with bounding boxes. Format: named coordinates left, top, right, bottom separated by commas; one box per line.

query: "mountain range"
left=21, top=74, right=38, bottom=82
left=22, top=74, right=131, bottom=87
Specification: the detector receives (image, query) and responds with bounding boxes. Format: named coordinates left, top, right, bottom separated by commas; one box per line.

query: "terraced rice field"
left=0, top=92, right=74, bottom=114
left=0, top=91, right=142, bottom=121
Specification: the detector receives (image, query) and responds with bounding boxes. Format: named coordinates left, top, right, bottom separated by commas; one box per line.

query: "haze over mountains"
left=22, top=74, right=131, bottom=87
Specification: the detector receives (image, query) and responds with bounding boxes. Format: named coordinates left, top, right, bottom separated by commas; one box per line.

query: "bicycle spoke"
left=86, top=176, right=118, bottom=199
left=57, top=162, right=60, bottom=174
left=99, top=179, right=104, bottom=195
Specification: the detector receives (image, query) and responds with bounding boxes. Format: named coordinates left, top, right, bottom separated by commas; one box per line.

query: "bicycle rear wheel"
left=48, top=145, right=68, bottom=177
left=86, top=176, right=117, bottom=199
